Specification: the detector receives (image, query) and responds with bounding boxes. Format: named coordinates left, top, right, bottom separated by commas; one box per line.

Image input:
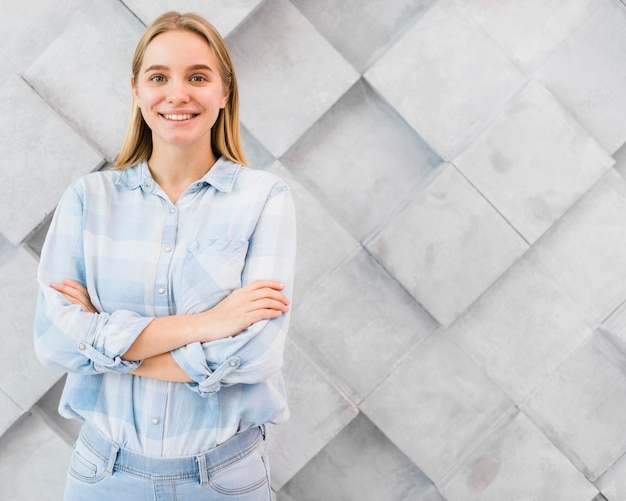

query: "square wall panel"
left=278, top=413, right=442, bottom=501
left=367, top=163, right=528, bottom=326
left=0, top=76, right=102, bottom=245
left=0, top=411, right=72, bottom=501
left=267, top=339, right=359, bottom=490
left=452, top=0, right=600, bottom=70
left=448, top=250, right=595, bottom=403
left=228, top=0, right=359, bottom=157
left=454, top=81, right=613, bottom=244
left=0, top=0, right=84, bottom=73
left=282, top=79, right=441, bottom=243
left=123, top=0, right=262, bottom=35
left=596, top=452, right=626, bottom=501
left=291, top=0, right=436, bottom=73
left=533, top=169, right=626, bottom=325
left=365, top=2, right=526, bottom=159
left=361, top=334, right=513, bottom=484
left=522, top=332, right=626, bottom=481
left=290, top=248, right=436, bottom=402
left=536, top=0, right=626, bottom=154
left=0, top=249, right=62, bottom=411
left=0, top=390, right=22, bottom=437
left=23, top=1, right=146, bottom=160
left=266, top=162, right=360, bottom=303
left=442, top=413, right=597, bottom=500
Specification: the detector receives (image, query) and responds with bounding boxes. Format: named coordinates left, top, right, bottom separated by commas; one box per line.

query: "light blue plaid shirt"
left=34, top=158, right=296, bottom=456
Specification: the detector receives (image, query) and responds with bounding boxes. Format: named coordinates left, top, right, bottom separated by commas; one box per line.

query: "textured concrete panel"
left=123, top=0, right=262, bottom=34
left=0, top=0, right=83, bottom=72
left=596, top=452, right=626, bottom=501
left=523, top=333, right=626, bottom=481
left=449, top=251, right=595, bottom=403
left=442, top=413, right=597, bottom=500
left=454, top=81, right=613, bottom=243
left=282, top=79, right=441, bottom=242
left=361, top=334, right=513, bottom=484
left=453, top=0, right=600, bottom=70
left=267, top=339, right=359, bottom=490
left=533, top=169, right=626, bottom=324
left=23, top=1, right=145, bottom=159
left=291, top=248, right=436, bottom=402
left=0, top=411, right=72, bottom=501
left=291, top=0, right=435, bottom=73
left=0, top=249, right=62, bottom=411
left=365, top=2, right=526, bottom=159
left=368, top=163, right=528, bottom=326
left=278, top=413, right=443, bottom=501
left=0, top=390, right=22, bottom=437
left=536, top=0, right=626, bottom=154
left=0, top=76, right=102, bottom=245
left=267, top=162, right=360, bottom=302
left=228, top=0, right=359, bottom=157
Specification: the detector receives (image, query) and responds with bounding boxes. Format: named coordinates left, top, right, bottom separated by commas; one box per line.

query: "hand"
left=50, top=278, right=98, bottom=313
left=199, top=280, right=290, bottom=342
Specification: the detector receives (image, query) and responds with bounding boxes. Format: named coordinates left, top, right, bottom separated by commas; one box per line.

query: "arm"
left=34, top=184, right=153, bottom=375
left=52, top=278, right=290, bottom=382
left=170, top=183, right=296, bottom=395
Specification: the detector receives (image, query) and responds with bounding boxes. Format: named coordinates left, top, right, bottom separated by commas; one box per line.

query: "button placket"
left=153, top=203, right=178, bottom=315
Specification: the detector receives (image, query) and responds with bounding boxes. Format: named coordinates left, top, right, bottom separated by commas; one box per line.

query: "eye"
left=190, top=75, right=207, bottom=83
left=149, top=74, right=166, bottom=83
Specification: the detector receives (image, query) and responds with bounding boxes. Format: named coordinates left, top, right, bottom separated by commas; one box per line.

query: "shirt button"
left=169, top=207, right=176, bottom=214
left=78, top=343, right=86, bottom=351
left=196, top=182, right=203, bottom=187
left=164, top=246, right=172, bottom=253
left=152, top=418, right=160, bottom=425
left=144, top=183, right=152, bottom=190
left=158, top=287, right=166, bottom=295
left=229, top=359, right=237, bottom=367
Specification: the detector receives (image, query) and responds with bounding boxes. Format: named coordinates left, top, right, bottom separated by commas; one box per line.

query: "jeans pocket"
left=208, top=438, right=270, bottom=497
left=69, top=435, right=109, bottom=484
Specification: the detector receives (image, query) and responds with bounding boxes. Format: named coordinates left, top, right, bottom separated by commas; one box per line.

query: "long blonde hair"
left=115, top=11, right=246, bottom=168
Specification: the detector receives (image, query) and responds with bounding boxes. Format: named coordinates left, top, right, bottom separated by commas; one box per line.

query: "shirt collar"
left=115, top=156, right=242, bottom=193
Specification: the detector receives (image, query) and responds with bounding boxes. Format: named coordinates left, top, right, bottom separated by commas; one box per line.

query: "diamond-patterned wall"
left=1, top=1, right=626, bottom=499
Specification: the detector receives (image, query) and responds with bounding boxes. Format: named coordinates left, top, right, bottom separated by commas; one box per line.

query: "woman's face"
left=132, top=30, right=229, bottom=150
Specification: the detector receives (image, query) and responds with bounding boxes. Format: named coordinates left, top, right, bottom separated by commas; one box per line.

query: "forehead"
left=142, top=30, right=215, bottom=67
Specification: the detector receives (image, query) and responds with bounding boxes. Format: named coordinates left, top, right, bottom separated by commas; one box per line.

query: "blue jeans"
left=64, top=423, right=272, bottom=500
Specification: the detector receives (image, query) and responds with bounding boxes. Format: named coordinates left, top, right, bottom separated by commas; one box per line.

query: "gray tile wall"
left=1, top=0, right=625, bottom=499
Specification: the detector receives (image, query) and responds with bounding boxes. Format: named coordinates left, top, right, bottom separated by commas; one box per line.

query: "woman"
left=34, top=11, right=295, bottom=500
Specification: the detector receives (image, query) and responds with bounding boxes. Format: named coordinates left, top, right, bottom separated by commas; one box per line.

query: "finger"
left=250, top=297, right=290, bottom=312
left=243, top=280, right=285, bottom=292
left=246, top=287, right=290, bottom=305
left=63, top=278, right=89, bottom=294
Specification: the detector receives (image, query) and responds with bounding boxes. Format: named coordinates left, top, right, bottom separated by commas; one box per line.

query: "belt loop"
left=106, top=443, right=119, bottom=476
left=197, top=454, right=209, bottom=486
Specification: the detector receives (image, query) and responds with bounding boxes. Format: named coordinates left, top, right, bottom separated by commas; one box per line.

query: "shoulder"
left=232, top=163, right=291, bottom=200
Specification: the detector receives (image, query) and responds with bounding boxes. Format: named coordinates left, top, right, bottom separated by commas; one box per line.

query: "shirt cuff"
left=75, top=342, right=140, bottom=373
left=171, top=342, right=240, bottom=396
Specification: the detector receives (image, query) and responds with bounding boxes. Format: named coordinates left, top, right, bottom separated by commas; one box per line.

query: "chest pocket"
left=181, top=239, right=249, bottom=311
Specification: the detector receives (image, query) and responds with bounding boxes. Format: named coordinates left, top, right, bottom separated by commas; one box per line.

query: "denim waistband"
left=79, top=422, right=263, bottom=481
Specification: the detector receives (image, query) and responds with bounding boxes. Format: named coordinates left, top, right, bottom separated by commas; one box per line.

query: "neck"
left=147, top=141, right=218, bottom=203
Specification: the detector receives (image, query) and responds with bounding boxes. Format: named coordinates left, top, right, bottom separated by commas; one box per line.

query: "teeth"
left=163, top=114, right=194, bottom=121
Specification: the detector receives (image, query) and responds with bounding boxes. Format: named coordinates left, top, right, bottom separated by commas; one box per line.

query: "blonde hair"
left=115, top=11, right=246, bottom=168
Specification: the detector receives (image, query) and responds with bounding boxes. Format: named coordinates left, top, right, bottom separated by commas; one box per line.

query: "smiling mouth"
left=161, top=113, right=196, bottom=121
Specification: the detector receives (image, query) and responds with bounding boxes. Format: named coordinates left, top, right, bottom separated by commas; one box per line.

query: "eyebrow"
left=143, top=64, right=216, bottom=73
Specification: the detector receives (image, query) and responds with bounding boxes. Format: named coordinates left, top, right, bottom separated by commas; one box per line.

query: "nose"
left=166, top=79, right=190, bottom=104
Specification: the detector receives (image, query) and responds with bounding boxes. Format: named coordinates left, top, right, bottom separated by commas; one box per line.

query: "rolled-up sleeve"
left=171, top=183, right=296, bottom=395
left=33, top=183, right=154, bottom=374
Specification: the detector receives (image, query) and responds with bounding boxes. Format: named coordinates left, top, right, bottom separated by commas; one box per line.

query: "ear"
left=220, top=84, right=229, bottom=109
left=131, top=75, right=141, bottom=108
